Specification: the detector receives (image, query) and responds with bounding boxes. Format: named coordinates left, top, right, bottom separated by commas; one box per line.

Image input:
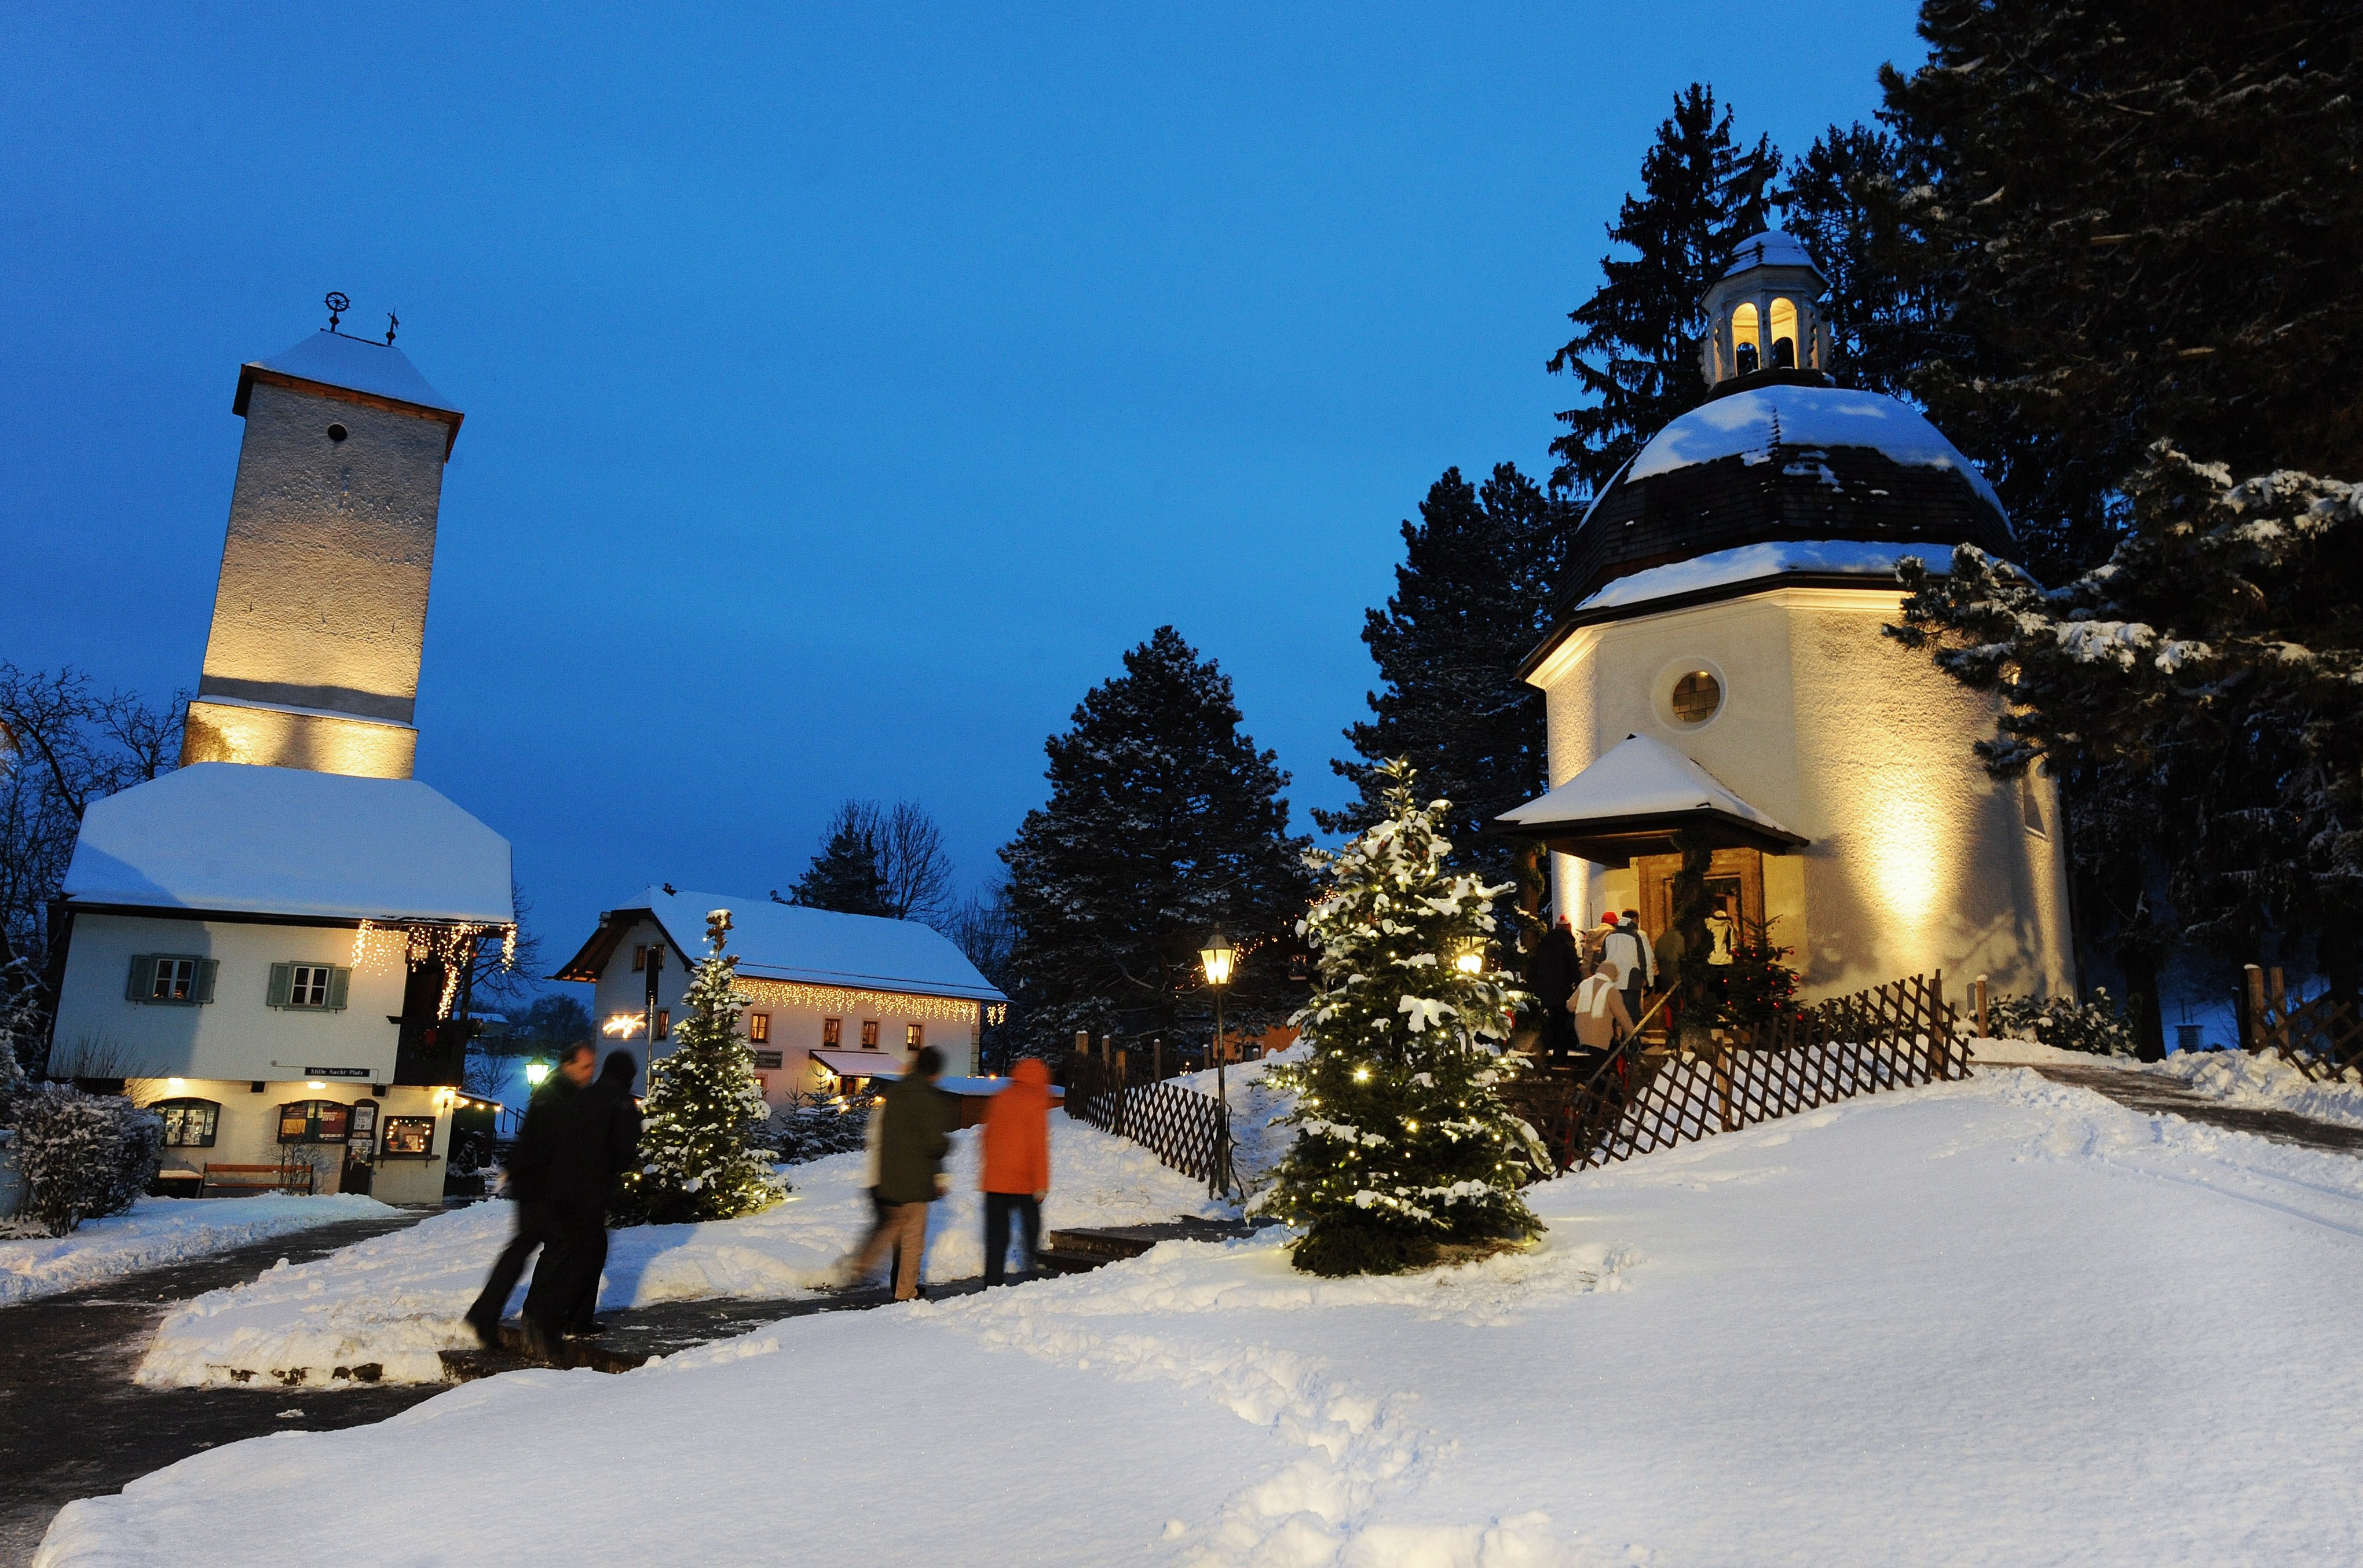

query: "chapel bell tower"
left=180, top=308, right=464, bottom=781
left=1698, top=231, right=1829, bottom=385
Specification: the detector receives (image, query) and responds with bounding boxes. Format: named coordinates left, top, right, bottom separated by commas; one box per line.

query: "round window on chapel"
left=1670, top=669, right=1722, bottom=724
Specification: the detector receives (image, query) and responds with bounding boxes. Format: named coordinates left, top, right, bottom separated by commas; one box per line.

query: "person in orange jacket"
left=979, top=1056, right=1052, bottom=1285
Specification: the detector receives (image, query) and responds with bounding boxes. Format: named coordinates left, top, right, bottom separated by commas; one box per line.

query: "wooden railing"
left=1063, top=1050, right=1228, bottom=1185
left=1502, top=972, right=1970, bottom=1173
left=2242, top=965, right=2363, bottom=1082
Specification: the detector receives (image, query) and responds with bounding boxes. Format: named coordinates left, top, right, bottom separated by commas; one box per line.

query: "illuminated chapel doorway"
left=1634, top=847, right=1766, bottom=974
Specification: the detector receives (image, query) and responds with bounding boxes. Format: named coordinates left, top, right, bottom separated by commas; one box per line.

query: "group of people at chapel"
left=1528, top=910, right=1659, bottom=1071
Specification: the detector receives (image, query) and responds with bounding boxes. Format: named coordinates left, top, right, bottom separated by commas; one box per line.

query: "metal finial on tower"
left=385, top=310, right=399, bottom=346
left=325, top=291, right=349, bottom=332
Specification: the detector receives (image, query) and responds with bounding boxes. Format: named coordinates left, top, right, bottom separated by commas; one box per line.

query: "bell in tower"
left=1697, top=232, right=1828, bottom=390
left=180, top=312, right=465, bottom=780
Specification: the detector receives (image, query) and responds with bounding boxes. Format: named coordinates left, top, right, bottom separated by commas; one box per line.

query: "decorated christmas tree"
left=613, top=910, right=781, bottom=1226
left=1261, top=761, right=1553, bottom=1276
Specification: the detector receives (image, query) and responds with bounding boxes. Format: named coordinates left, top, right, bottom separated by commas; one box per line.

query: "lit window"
left=154, top=1098, right=220, bottom=1147
left=749, top=1012, right=771, bottom=1043
left=1769, top=297, right=1798, bottom=368
left=631, top=944, right=648, bottom=973
left=132, top=954, right=213, bottom=1005
left=822, top=1017, right=842, bottom=1047
left=860, top=1020, right=880, bottom=1049
left=752, top=1075, right=770, bottom=1097
left=1670, top=670, right=1722, bottom=724
left=269, top=962, right=345, bottom=1010
left=277, top=1100, right=352, bottom=1144
left=1731, top=302, right=1760, bottom=351
left=905, top=1023, right=923, bottom=1050
left=152, top=958, right=196, bottom=1001
left=381, top=1116, right=436, bottom=1157
left=655, top=1009, right=671, bottom=1041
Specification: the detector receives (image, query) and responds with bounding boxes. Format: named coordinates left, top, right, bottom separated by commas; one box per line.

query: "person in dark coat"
left=464, top=1041, right=594, bottom=1349
left=836, top=1046, right=954, bottom=1300
left=1528, top=919, right=1582, bottom=1065
left=526, top=1049, right=643, bottom=1339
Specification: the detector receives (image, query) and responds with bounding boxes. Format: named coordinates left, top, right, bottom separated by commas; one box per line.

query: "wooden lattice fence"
left=1063, top=1050, right=1227, bottom=1184
left=2242, top=965, right=2363, bottom=1082
left=1502, top=972, right=1970, bottom=1173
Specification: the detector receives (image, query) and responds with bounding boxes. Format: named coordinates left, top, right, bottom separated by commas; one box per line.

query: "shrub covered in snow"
left=12, top=1084, right=162, bottom=1235
left=613, top=910, right=782, bottom=1225
left=1261, top=760, right=1550, bottom=1276
left=767, top=1091, right=877, bottom=1166
left=1989, top=988, right=2138, bottom=1057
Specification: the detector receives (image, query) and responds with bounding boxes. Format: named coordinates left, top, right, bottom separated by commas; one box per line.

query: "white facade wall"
left=1531, top=585, right=2075, bottom=1002
left=580, top=917, right=982, bottom=1110
left=123, top=1077, right=452, bottom=1204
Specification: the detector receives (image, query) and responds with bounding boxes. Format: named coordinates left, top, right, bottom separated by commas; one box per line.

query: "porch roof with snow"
left=1494, top=734, right=1808, bottom=867
left=555, top=886, right=1006, bottom=1003
left=61, top=763, right=514, bottom=924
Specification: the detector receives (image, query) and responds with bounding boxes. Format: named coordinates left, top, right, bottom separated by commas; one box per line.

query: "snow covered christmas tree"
left=614, top=909, right=781, bottom=1226
left=1261, top=761, right=1552, bottom=1276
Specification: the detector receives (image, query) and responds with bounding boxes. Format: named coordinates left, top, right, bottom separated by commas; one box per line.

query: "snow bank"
left=1965, top=1035, right=2126, bottom=1067
left=54, top=1071, right=2363, bottom=1567
left=2152, top=1047, right=2363, bottom=1129
left=1167, top=1042, right=1304, bottom=1192
left=137, top=1115, right=1221, bottom=1387
left=0, top=1195, right=393, bottom=1307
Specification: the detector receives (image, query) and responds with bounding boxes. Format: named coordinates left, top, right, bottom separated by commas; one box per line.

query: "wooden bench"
left=199, top=1163, right=314, bottom=1199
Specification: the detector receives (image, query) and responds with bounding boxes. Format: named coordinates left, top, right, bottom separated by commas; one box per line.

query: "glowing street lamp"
left=1199, top=929, right=1238, bottom=1200
left=1454, top=943, right=1485, bottom=976
left=523, top=1059, right=551, bottom=1087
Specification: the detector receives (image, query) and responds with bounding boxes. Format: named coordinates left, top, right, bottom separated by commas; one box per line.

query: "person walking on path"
left=1529, top=919, right=1582, bottom=1064
left=979, top=1056, right=1052, bottom=1285
left=526, top=1048, right=643, bottom=1340
left=1602, top=914, right=1654, bottom=1026
left=464, top=1040, right=593, bottom=1350
left=837, top=1046, right=955, bottom=1300
left=1570, top=959, right=1637, bottom=1064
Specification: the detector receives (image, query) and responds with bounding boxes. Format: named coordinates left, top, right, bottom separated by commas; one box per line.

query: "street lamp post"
left=1198, top=928, right=1237, bottom=1201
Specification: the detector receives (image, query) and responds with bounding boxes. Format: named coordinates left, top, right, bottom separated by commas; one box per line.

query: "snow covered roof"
left=1627, top=384, right=2002, bottom=510
left=1495, top=735, right=1806, bottom=867
left=233, top=331, right=464, bottom=455
left=1720, top=230, right=1820, bottom=279
left=63, top=764, right=514, bottom=924
left=560, top=888, right=1006, bottom=1003
left=1573, top=538, right=1955, bottom=615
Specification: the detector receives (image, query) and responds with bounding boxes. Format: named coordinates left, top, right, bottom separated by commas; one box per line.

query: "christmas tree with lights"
left=1261, top=761, right=1552, bottom=1275
left=614, top=909, right=781, bottom=1226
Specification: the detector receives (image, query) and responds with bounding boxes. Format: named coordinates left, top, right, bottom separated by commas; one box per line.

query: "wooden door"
left=1634, top=847, right=1766, bottom=962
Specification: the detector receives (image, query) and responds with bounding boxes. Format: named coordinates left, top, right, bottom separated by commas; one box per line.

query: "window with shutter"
left=272, top=963, right=346, bottom=1011
left=126, top=954, right=155, bottom=1002
left=268, top=963, right=294, bottom=1008
left=327, top=967, right=350, bottom=1010
left=133, top=955, right=207, bottom=1005
left=197, top=960, right=218, bottom=1003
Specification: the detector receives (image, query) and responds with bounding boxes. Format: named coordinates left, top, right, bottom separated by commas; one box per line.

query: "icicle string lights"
left=350, top=918, right=521, bottom=1020
left=731, top=975, right=996, bottom=1025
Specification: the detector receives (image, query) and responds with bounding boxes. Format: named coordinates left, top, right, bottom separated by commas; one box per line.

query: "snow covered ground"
left=49, top=1068, right=2363, bottom=1567
left=138, top=1113, right=1222, bottom=1387
left=2152, top=1046, right=2363, bottom=1128
left=0, top=1195, right=392, bottom=1308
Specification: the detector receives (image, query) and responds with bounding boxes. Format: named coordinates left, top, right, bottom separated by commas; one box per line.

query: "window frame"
left=748, top=1012, right=770, bottom=1043
left=277, top=1098, right=354, bottom=1145
left=267, top=961, right=350, bottom=1012
left=129, top=954, right=216, bottom=1006
left=821, top=1017, right=842, bottom=1047
left=153, top=1097, right=221, bottom=1148
left=859, top=1020, right=880, bottom=1050
left=905, top=1022, right=923, bottom=1050
left=379, top=1115, right=437, bottom=1159
left=655, top=1008, right=671, bottom=1041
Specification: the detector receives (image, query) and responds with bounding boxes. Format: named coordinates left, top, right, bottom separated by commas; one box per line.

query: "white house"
left=555, top=888, right=1007, bottom=1108
left=48, top=764, right=515, bottom=1203
left=1501, top=232, right=2076, bottom=1003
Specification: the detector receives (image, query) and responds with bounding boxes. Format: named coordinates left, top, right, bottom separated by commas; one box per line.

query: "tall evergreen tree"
left=1001, top=627, right=1312, bottom=1054
left=1263, top=762, right=1551, bottom=1276
left=1781, top=123, right=1948, bottom=398
left=1878, top=0, right=2363, bottom=578
left=1321, top=462, right=1564, bottom=885
left=1547, top=84, right=1782, bottom=498
left=787, top=801, right=893, bottom=918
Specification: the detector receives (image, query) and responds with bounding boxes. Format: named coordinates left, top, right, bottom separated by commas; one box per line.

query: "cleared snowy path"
left=39, top=1069, right=2363, bottom=1568
left=2031, top=1060, right=2363, bottom=1154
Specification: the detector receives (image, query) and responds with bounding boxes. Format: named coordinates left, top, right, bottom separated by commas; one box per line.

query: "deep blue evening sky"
left=3, top=3, right=1923, bottom=984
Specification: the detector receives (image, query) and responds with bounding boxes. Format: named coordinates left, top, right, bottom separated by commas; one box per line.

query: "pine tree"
left=1547, top=84, right=1781, bottom=498
left=1890, top=444, right=2363, bottom=1042
left=1001, top=627, right=1312, bottom=1055
left=1320, top=463, right=1565, bottom=887
left=614, top=909, right=781, bottom=1225
left=1878, top=0, right=2363, bottom=578
left=788, top=803, right=894, bottom=918
left=1262, top=762, right=1552, bottom=1276
left=1781, top=123, right=1948, bottom=399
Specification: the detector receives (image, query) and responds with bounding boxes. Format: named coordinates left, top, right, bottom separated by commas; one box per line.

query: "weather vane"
left=324, top=291, right=349, bottom=332
left=385, top=310, right=399, bottom=346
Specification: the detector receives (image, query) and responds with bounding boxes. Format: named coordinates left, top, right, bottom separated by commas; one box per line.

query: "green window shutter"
left=127, top=955, right=154, bottom=1003
left=267, top=963, right=292, bottom=1008
left=326, top=967, right=350, bottom=1011
left=197, top=960, right=219, bottom=1004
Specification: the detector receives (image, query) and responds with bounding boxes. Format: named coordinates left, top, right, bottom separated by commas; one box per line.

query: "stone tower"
left=180, top=328, right=464, bottom=779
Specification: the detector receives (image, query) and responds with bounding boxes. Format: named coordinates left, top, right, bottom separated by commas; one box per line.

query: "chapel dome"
left=1551, top=379, right=2014, bottom=618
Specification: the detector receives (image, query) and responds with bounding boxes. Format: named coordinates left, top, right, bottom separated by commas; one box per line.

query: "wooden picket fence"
left=1063, top=1049, right=1228, bottom=1185
left=2241, top=965, right=2363, bottom=1082
left=1501, top=972, right=1970, bottom=1173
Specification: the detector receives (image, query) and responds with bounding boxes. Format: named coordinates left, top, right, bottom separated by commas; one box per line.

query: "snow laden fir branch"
left=1259, top=760, right=1553, bottom=1276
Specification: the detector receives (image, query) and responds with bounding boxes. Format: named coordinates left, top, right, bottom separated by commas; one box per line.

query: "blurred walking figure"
left=980, top=1056, right=1052, bottom=1285
left=526, top=1048, right=642, bottom=1342
left=837, top=1046, right=955, bottom=1300
left=1530, top=918, right=1582, bottom=1064
left=464, top=1040, right=594, bottom=1350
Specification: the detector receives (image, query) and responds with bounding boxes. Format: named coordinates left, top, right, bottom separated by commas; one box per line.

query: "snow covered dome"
left=1552, top=380, right=2014, bottom=619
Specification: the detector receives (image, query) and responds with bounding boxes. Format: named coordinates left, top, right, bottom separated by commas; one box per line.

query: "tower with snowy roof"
left=179, top=325, right=466, bottom=779
left=1499, top=235, right=2075, bottom=1003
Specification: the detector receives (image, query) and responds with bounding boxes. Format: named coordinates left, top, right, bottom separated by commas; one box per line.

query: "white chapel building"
left=46, top=322, right=513, bottom=1202
left=1499, top=233, right=2076, bottom=1002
